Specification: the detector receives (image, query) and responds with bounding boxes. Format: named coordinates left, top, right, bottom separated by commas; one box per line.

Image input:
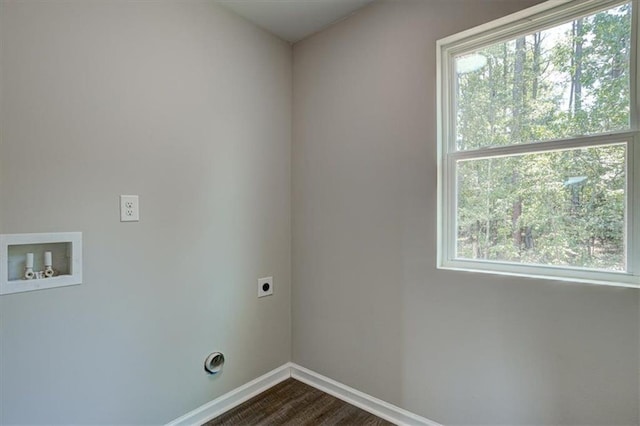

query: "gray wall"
left=0, top=1, right=291, bottom=424
left=2, top=0, right=639, bottom=425
left=291, top=1, right=640, bottom=425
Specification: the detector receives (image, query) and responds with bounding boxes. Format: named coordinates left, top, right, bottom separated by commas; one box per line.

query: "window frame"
left=436, top=0, right=640, bottom=288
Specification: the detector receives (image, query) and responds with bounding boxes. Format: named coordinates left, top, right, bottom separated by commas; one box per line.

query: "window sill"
left=438, top=259, right=640, bottom=289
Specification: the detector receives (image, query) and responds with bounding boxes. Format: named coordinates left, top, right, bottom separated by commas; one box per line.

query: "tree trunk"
left=532, top=32, right=541, bottom=99
left=512, top=37, right=526, bottom=138
left=569, top=18, right=584, bottom=116
left=511, top=37, right=526, bottom=253
left=574, top=18, right=583, bottom=114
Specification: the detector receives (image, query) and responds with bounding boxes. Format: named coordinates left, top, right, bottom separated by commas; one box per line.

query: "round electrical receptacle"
left=204, top=352, right=225, bottom=375
left=262, top=283, right=270, bottom=292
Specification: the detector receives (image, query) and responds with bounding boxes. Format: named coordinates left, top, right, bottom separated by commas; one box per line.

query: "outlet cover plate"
left=120, top=195, right=140, bottom=222
left=258, top=276, right=273, bottom=298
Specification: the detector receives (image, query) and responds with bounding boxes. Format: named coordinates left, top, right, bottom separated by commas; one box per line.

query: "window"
left=437, top=0, right=640, bottom=287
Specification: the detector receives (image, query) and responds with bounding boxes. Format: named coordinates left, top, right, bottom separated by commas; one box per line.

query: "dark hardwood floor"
left=205, top=378, right=394, bottom=426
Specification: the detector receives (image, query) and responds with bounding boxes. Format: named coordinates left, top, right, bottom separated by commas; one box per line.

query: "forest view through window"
left=438, top=0, right=639, bottom=286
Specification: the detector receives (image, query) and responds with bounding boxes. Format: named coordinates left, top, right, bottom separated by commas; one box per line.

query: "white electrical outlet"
left=120, top=195, right=140, bottom=222
left=258, top=276, right=273, bottom=298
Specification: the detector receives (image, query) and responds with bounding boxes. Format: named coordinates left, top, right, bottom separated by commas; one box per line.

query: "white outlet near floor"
left=120, top=195, right=140, bottom=222
left=258, top=276, right=273, bottom=298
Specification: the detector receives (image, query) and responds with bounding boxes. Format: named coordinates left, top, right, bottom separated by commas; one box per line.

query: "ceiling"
left=216, top=0, right=376, bottom=43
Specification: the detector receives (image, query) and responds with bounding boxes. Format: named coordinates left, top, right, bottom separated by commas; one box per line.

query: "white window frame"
left=437, top=0, right=640, bottom=288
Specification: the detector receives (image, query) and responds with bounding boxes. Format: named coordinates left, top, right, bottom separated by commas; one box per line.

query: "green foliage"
left=454, top=4, right=631, bottom=271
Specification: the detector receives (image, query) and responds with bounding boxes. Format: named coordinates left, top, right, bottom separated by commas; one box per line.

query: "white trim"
left=440, top=260, right=640, bottom=288
left=289, top=364, right=442, bottom=426
left=166, top=363, right=442, bottom=426
left=631, top=2, right=640, bottom=280
left=450, top=132, right=634, bottom=161
left=436, top=0, right=572, bottom=47
left=439, top=0, right=627, bottom=55
left=166, top=363, right=292, bottom=426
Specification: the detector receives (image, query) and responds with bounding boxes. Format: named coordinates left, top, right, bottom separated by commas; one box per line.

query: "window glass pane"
left=456, top=144, right=626, bottom=271
left=455, top=3, right=631, bottom=151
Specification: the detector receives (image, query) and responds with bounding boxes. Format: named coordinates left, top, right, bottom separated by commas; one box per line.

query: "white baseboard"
left=167, top=362, right=441, bottom=426
left=166, top=363, right=292, bottom=426
left=290, top=363, right=442, bottom=426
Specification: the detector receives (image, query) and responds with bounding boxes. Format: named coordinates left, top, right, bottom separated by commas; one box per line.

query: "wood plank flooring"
left=205, top=378, right=394, bottom=426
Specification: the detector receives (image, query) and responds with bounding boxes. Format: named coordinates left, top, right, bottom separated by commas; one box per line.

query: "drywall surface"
left=0, top=1, right=291, bottom=424
left=292, top=1, right=639, bottom=425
